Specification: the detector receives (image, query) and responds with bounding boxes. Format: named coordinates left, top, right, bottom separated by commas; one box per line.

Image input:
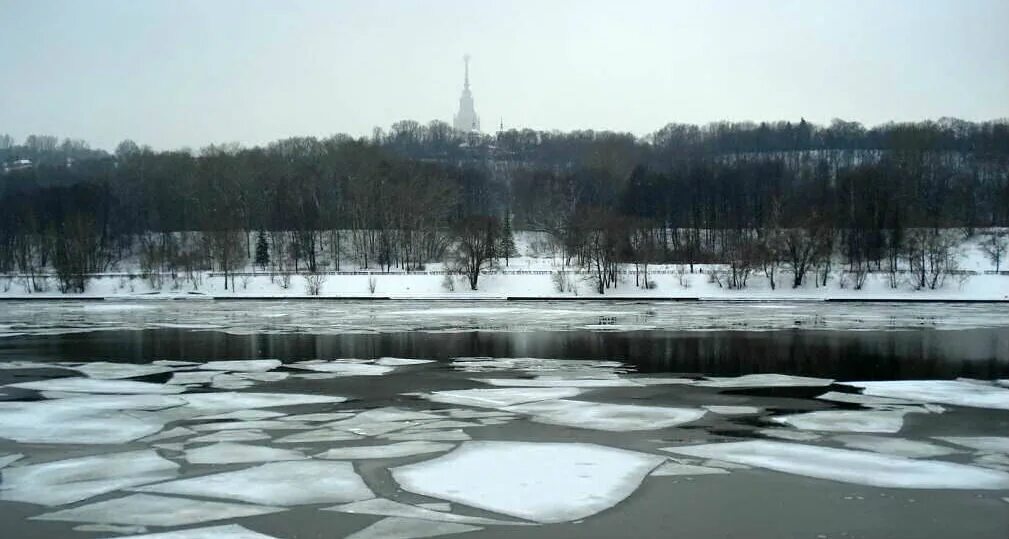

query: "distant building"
left=453, top=54, right=480, bottom=133
left=2, top=158, right=32, bottom=174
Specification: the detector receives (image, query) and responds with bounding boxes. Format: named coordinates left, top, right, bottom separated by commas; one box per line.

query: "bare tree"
left=980, top=231, right=1007, bottom=272
left=449, top=216, right=500, bottom=290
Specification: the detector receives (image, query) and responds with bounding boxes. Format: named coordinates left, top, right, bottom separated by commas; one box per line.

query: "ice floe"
left=832, top=435, right=960, bottom=458
left=316, top=441, right=454, bottom=460
left=273, top=429, right=364, bottom=443
left=0, top=399, right=170, bottom=444
left=477, top=377, right=641, bottom=388
left=277, top=412, right=354, bottom=422
left=375, top=357, right=436, bottom=366
left=73, top=523, right=149, bottom=534
left=32, top=493, right=283, bottom=526
left=188, top=429, right=272, bottom=443
left=757, top=429, right=823, bottom=441
left=842, top=380, right=1009, bottom=410
left=504, top=400, right=706, bottom=431
left=933, top=437, right=1009, bottom=453
left=291, top=361, right=394, bottom=376
left=190, top=420, right=313, bottom=431
left=1, top=450, right=178, bottom=506
left=96, top=524, right=278, bottom=538
left=183, top=443, right=307, bottom=464
left=6, top=378, right=185, bottom=394
left=344, top=517, right=481, bottom=539
left=382, top=430, right=472, bottom=442
left=703, top=405, right=762, bottom=415
left=450, top=357, right=629, bottom=376
left=167, top=371, right=219, bottom=385
left=421, top=387, right=582, bottom=408
left=815, top=390, right=918, bottom=406
left=134, top=461, right=373, bottom=506
left=697, top=374, right=834, bottom=388
left=770, top=410, right=906, bottom=433
left=193, top=410, right=287, bottom=421
left=180, top=392, right=346, bottom=411
left=328, top=498, right=520, bottom=526
left=417, top=503, right=451, bottom=512
left=664, top=440, right=1009, bottom=489
left=0, top=453, right=24, bottom=468
left=200, top=360, right=281, bottom=372
left=210, top=374, right=256, bottom=390
left=392, top=441, right=664, bottom=523
left=140, top=426, right=196, bottom=442
left=71, top=362, right=176, bottom=380
left=650, top=462, right=729, bottom=476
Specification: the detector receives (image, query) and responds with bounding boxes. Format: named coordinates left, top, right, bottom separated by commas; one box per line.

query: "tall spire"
left=453, top=53, right=480, bottom=133
left=464, top=54, right=470, bottom=90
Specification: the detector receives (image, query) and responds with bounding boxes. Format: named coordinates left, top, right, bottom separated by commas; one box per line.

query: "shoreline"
left=0, top=295, right=1007, bottom=303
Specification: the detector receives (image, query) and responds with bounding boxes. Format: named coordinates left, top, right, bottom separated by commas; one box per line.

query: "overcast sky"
left=2, top=0, right=1007, bottom=151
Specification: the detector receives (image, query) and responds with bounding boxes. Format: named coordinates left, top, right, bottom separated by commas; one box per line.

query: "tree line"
left=0, top=117, right=1006, bottom=293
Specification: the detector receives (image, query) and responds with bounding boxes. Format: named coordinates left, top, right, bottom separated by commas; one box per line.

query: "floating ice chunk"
left=200, top=360, right=281, bottom=372
left=32, top=493, right=283, bottom=526
left=633, top=377, right=697, bottom=386
left=134, top=461, right=373, bottom=506
left=340, top=407, right=444, bottom=423
left=816, top=390, right=917, bottom=406
left=71, top=362, right=176, bottom=380
left=188, top=429, right=271, bottom=443
left=167, top=371, right=218, bottom=385
left=407, top=420, right=482, bottom=430
left=278, top=412, right=354, bottom=422
left=1, top=450, right=178, bottom=506
left=328, top=498, right=520, bottom=526
left=235, top=372, right=289, bottom=383
left=316, top=441, right=453, bottom=460
left=153, top=360, right=201, bottom=367
left=504, top=400, right=706, bottom=432
left=757, top=429, right=823, bottom=441
left=382, top=430, right=472, bottom=442
left=180, top=392, right=346, bottom=411
left=0, top=453, right=24, bottom=468
left=442, top=410, right=514, bottom=419
left=833, top=435, right=960, bottom=458
left=650, top=462, right=729, bottom=477
left=290, top=373, right=340, bottom=380
left=6, top=378, right=184, bottom=394
left=664, top=440, right=1009, bottom=489
left=375, top=357, right=436, bottom=366
left=139, top=426, right=196, bottom=443
left=344, top=517, right=481, bottom=539
left=771, top=410, right=906, bottom=433
left=291, top=361, right=393, bottom=376
left=478, top=377, right=641, bottom=388
left=190, top=420, right=312, bottom=432
left=392, top=441, right=664, bottom=523
left=328, top=421, right=421, bottom=436
left=193, top=410, right=286, bottom=421
left=842, top=380, right=1009, bottom=410
left=478, top=417, right=512, bottom=426
left=417, top=503, right=451, bottom=512
left=210, top=374, right=256, bottom=390
left=97, top=524, right=280, bottom=539
left=0, top=400, right=168, bottom=444
left=153, top=443, right=185, bottom=452
left=703, top=405, right=761, bottom=415
left=74, top=524, right=148, bottom=534
left=698, top=374, right=834, bottom=388
left=422, top=387, right=582, bottom=408
left=933, top=437, right=1009, bottom=453
left=973, top=453, right=1009, bottom=471
left=273, top=429, right=364, bottom=444
left=183, top=443, right=306, bottom=464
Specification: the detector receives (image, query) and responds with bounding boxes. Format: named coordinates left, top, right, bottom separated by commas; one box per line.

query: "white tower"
left=453, top=54, right=480, bottom=133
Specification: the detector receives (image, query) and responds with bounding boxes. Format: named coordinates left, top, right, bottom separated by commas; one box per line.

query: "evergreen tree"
left=254, top=230, right=270, bottom=270
left=499, top=211, right=518, bottom=266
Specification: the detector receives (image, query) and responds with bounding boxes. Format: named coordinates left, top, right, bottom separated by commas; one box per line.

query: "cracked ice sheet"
left=199, top=360, right=281, bottom=372
left=833, top=435, right=960, bottom=458
left=421, top=387, right=582, bottom=408
left=477, top=377, right=641, bottom=388
left=96, top=525, right=280, bottom=539
left=697, top=374, right=834, bottom=388
left=504, top=400, right=706, bottom=431
left=32, top=493, right=284, bottom=527
left=5, top=378, right=185, bottom=394
left=273, top=429, right=363, bottom=443
left=0, top=399, right=174, bottom=444
left=345, top=517, right=481, bottom=539
left=180, top=392, right=346, bottom=411
left=328, top=498, right=521, bottom=526
left=183, top=443, right=306, bottom=464
left=842, top=380, right=1009, bottom=410
left=291, top=361, right=393, bottom=376
left=392, top=441, right=664, bottom=523
left=664, top=440, right=1009, bottom=489
left=1, top=450, right=178, bottom=506
left=188, top=430, right=272, bottom=443
left=70, top=362, right=177, bottom=380
left=316, top=441, right=454, bottom=460
left=933, top=437, right=1009, bottom=453
left=771, top=410, right=907, bottom=433
left=133, top=460, right=373, bottom=506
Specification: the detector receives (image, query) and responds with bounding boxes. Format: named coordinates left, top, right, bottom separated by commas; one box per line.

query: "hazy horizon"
left=2, top=0, right=1008, bottom=151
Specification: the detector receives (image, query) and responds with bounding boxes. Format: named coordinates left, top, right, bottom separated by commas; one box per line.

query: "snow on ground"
left=392, top=441, right=664, bottom=523
left=664, top=441, right=1009, bottom=489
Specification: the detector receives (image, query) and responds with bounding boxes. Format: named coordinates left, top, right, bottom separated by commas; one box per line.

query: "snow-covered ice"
left=392, top=441, right=664, bottom=523
left=650, top=462, right=729, bottom=476
left=833, top=435, right=960, bottom=458
left=188, top=430, right=272, bottom=443
left=5, top=378, right=185, bottom=394
left=93, top=524, right=279, bottom=539
left=0, top=453, right=24, bottom=468
left=504, top=400, right=706, bottom=431
left=327, top=498, right=521, bottom=526
left=842, top=380, right=1009, bottom=410
left=273, top=429, right=364, bottom=443
left=757, top=429, right=823, bottom=441
left=167, top=371, right=218, bottom=385
left=316, top=441, right=454, bottom=460
left=703, top=405, right=762, bottom=415
left=71, top=362, right=176, bottom=380
left=421, top=387, right=582, bottom=408
left=183, top=443, right=307, bottom=464
left=0, top=399, right=170, bottom=444
left=190, top=420, right=313, bottom=431
left=697, top=374, right=834, bottom=388
left=180, top=392, right=346, bottom=411
left=139, top=426, right=196, bottom=442
left=1, top=450, right=178, bottom=506
left=291, top=361, right=394, bottom=376
left=664, top=440, right=1009, bottom=489
left=933, top=437, right=1009, bottom=453
left=200, top=360, right=281, bottom=372
left=193, top=410, right=287, bottom=421
left=382, top=430, right=473, bottom=442
left=73, top=524, right=148, bottom=534
left=278, top=412, right=354, bottom=422
left=32, top=493, right=283, bottom=526
left=478, top=377, right=641, bottom=388
left=815, top=391, right=917, bottom=406
left=375, top=357, right=436, bottom=366
left=770, top=410, right=906, bottom=433
left=344, top=517, right=481, bottom=539
left=133, top=461, right=373, bottom=506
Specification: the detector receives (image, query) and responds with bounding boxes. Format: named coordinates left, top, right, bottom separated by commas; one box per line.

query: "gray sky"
left=2, top=0, right=1007, bottom=151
